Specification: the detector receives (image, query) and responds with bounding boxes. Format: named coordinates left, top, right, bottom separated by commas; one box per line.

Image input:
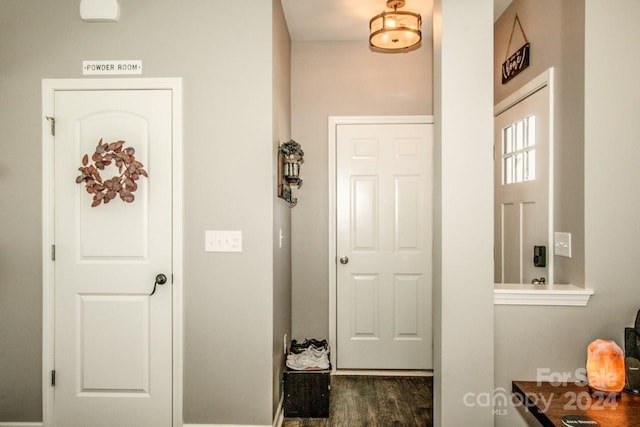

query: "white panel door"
left=336, top=123, right=433, bottom=369
left=494, top=85, right=550, bottom=284
left=53, top=90, right=172, bottom=427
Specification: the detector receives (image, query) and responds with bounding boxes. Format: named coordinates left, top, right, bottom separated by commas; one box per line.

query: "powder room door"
left=50, top=87, right=174, bottom=426
left=335, top=120, right=433, bottom=370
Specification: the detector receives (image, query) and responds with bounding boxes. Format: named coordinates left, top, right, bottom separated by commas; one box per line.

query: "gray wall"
left=290, top=40, right=433, bottom=341
left=0, top=1, right=289, bottom=425
left=0, top=3, right=48, bottom=420
left=272, top=0, right=292, bottom=416
left=494, top=0, right=585, bottom=286
left=494, top=1, right=640, bottom=425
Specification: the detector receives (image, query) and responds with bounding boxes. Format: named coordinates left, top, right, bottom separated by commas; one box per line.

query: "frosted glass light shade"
left=80, top=0, right=120, bottom=22
left=369, top=10, right=422, bottom=51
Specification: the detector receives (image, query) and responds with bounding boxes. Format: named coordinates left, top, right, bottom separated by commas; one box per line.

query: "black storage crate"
left=283, top=368, right=330, bottom=418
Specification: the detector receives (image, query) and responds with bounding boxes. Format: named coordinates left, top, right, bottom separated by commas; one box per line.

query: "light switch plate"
left=554, top=232, right=572, bottom=258
left=205, top=230, right=243, bottom=252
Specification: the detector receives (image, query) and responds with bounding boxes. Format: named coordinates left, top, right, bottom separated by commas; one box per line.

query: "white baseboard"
left=183, top=424, right=271, bottom=427
left=0, top=423, right=44, bottom=427
left=332, top=369, right=433, bottom=377
left=0, top=415, right=279, bottom=427
left=0, top=417, right=278, bottom=427
left=183, top=397, right=283, bottom=427
left=0, top=422, right=269, bottom=427
left=273, top=395, right=284, bottom=427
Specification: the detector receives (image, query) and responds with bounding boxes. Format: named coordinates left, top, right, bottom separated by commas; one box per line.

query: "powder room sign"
left=82, top=60, right=143, bottom=75
left=501, top=14, right=530, bottom=84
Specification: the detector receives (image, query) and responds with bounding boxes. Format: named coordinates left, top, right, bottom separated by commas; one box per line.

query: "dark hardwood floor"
left=283, top=375, right=433, bottom=427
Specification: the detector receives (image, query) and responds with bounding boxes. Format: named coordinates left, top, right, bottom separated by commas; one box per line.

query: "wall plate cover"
left=554, top=232, right=572, bottom=258
left=205, top=230, right=242, bottom=252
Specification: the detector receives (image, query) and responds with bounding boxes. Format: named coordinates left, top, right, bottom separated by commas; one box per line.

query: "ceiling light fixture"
left=80, top=0, right=120, bottom=22
left=369, top=0, right=422, bottom=52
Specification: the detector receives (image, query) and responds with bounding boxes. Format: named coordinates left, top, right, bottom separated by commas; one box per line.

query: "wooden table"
left=512, top=381, right=640, bottom=426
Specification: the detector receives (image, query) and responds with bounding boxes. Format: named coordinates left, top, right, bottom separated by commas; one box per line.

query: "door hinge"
left=51, top=370, right=56, bottom=386
left=51, top=244, right=56, bottom=261
left=46, top=116, right=55, bottom=136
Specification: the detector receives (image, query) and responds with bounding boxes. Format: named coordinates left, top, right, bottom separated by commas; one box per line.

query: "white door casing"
left=494, top=69, right=554, bottom=285
left=330, top=117, right=433, bottom=370
left=42, top=79, right=183, bottom=427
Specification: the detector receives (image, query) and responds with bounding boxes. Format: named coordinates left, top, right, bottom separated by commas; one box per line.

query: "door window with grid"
left=502, top=115, right=536, bottom=185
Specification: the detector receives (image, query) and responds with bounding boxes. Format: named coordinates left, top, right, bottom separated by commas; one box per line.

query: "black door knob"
left=150, top=273, right=168, bottom=296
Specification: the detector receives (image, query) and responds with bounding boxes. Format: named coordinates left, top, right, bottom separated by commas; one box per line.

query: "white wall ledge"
left=494, top=283, right=594, bottom=306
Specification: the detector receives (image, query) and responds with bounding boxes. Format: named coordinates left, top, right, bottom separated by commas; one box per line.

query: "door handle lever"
left=150, top=274, right=168, bottom=296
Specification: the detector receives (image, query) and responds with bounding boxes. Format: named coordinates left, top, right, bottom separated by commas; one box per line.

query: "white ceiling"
left=281, top=0, right=513, bottom=42
left=494, top=0, right=513, bottom=22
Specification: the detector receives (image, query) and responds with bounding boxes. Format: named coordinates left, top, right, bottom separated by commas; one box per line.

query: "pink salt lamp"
left=586, top=339, right=625, bottom=394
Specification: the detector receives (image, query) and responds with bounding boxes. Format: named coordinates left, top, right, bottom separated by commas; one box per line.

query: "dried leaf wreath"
left=76, top=138, right=148, bottom=207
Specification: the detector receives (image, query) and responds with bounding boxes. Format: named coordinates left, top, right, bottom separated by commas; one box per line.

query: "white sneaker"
left=301, top=346, right=329, bottom=359
left=286, top=352, right=330, bottom=370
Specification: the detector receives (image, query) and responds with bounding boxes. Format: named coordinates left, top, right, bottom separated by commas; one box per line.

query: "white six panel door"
left=336, top=123, right=433, bottom=370
left=53, top=90, right=173, bottom=426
